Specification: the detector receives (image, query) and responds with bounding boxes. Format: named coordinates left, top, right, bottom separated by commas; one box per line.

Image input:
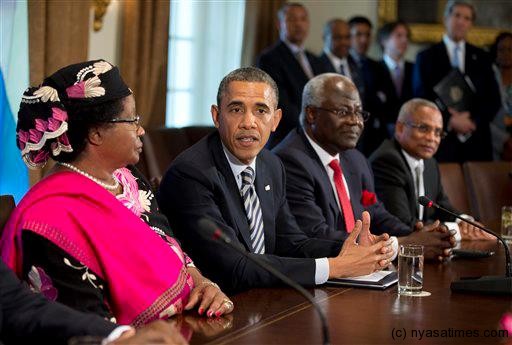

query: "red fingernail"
left=198, top=308, right=204, bottom=315
left=215, top=311, right=222, bottom=317
left=207, top=310, right=213, bottom=317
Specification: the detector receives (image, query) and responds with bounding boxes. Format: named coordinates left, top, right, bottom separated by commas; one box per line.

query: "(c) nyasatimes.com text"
left=391, top=328, right=508, bottom=341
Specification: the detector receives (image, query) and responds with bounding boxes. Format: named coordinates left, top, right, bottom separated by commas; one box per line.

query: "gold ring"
left=223, top=299, right=234, bottom=310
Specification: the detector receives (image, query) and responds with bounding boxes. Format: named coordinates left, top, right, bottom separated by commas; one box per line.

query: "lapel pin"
left=265, top=185, right=270, bottom=191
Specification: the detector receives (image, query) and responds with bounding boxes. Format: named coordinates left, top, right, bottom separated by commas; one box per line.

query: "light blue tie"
left=241, top=167, right=265, bottom=254
left=452, top=44, right=461, bottom=69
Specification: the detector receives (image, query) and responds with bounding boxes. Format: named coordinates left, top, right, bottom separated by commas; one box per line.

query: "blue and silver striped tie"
left=240, top=167, right=265, bottom=254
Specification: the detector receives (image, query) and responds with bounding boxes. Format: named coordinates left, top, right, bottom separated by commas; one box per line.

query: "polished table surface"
left=178, top=241, right=511, bottom=345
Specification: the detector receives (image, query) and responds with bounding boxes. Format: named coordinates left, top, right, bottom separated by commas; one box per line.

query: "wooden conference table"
left=177, top=241, right=511, bottom=345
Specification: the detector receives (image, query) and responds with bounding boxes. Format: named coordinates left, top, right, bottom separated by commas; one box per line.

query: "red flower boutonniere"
left=361, top=190, right=377, bottom=207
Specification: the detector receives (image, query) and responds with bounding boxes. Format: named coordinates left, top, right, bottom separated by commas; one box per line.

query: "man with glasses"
left=369, top=98, right=491, bottom=240
left=273, top=74, right=455, bottom=260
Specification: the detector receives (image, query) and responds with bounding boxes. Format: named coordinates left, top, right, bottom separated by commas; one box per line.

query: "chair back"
left=438, top=163, right=471, bottom=214
left=463, top=161, right=512, bottom=225
left=0, top=195, right=15, bottom=237
left=140, top=126, right=216, bottom=182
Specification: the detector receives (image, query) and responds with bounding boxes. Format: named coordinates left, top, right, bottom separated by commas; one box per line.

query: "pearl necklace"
left=59, top=162, right=119, bottom=191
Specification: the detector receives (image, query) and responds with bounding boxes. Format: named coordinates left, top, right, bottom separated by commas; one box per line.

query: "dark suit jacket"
left=369, top=139, right=458, bottom=227
left=257, top=41, right=327, bottom=148
left=413, top=41, right=501, bottom=162
left=0, top=259, right=115, bottom=345
left=379, top=60, right=414, bottom=127
left=157, top=132, right=342, bottom=293
left=272, top=128, right=411, bottom=242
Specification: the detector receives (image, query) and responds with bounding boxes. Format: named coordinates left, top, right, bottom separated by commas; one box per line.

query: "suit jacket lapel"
left=339, top=152, right=362, bottom=220
left=438, top=42, right=454, bottom=74
left=277, top=42, right=309, bottom=83
left=210, top=134, right=253, bottom=249
left=394, top=139, right=422, bottom=220
left=254, top=156, right=275, bottom=254
left=299, top=129, right=341, bottom=220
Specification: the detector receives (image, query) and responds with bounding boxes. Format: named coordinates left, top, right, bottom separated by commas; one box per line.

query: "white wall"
left=88, top=0, right=122, bottom=65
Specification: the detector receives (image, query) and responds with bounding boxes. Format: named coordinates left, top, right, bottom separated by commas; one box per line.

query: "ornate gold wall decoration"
left=93, top=0, right=111, bottom=32
left=378, top=0, right=505, bottom=47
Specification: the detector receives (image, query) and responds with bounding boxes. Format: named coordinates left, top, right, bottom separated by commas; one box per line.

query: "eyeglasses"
left=106, top=115, right=141, bottom=130
left=314, top=106, right=370, bottom=122
left=403, top=121, right=447, bottom=139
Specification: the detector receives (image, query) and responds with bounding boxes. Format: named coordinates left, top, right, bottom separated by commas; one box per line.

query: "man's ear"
left=271, top=108, right=282, bottom=132
left=211, top=105, right=220, bottom=128
left=394, top=121, right=404, bottom=139
left=305, top=106, right=316, bottom=125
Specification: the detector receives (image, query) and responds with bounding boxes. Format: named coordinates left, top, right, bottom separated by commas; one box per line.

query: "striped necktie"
left=415, top=163, right=425, bottom=221
left=240, top=167, right=265, bottom=254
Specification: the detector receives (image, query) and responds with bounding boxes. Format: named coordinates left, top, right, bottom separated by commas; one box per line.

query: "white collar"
left=383, top=54, right=405, bottom=71
left=283, top=39, right=305, bottom=55
left=324, top=48, right=348, bottom=66
left=222, top=144, right=257, bottom=185
left=443, top=34, right=466, bottom=51
left=304, top=130, right=340, bottom=167
left=401, top=148, right=424, bottom=172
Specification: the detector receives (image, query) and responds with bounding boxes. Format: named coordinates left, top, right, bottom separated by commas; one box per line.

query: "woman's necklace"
left=59, top=162, right=119, bottom=191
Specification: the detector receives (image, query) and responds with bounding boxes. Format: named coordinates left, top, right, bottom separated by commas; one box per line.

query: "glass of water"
left=501, top=206, right=512, bottom=240
left=398, top=244, right=424, bottom=296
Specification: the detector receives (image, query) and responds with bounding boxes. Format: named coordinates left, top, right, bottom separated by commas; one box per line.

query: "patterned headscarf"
left=16, top=60, right=132, bottom=168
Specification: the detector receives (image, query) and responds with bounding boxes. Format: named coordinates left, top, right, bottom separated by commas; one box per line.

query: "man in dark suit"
left=377, top=21, right=414, bottom=137
left=273, top=74, right=455, bottom=261
left=157, top=67, right=393, bottom=293
left=257, top=3, right=326, bottom=148
left=412, top=0, right=501, bottom=162
left=0, top=258, right=187, bottom=345
left=369, top=98, right=493, bottom=240
left=346, top=16, right=389, bottom=156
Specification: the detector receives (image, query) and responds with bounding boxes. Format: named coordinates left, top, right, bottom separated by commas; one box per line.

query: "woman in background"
left=0, top=60, right=233, bottom=327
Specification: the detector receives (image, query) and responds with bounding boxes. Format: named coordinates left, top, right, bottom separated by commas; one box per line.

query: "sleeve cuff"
left=390, top=236, right=399, bottom=261
left=315, top=257, right=330, bottom=285
left=102, top=325, right=134, bottom=345
left=444, top=222, right=461, bottom=242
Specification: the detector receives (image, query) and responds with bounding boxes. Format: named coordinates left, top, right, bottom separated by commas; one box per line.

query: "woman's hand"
left=184, top=268, right=234, bottom=317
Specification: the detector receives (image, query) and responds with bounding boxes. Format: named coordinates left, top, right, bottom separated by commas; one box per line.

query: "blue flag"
left=0, top=1, right=29, bottom=202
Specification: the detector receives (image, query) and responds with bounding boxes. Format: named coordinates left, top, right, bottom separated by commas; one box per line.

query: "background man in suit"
left=377, top=21, right=414, bottom=137
left=319, top=19, right=356, bottom=80
left=0, top=259, right=186, bottom=345
left=347, top=16, right=388, bottom=156
left=257, top=3, right=326, bottom=148
left=369, top=98, right=493, bottom=241
left=273, top=74, right=454, bottom=261
left=157, top=67, right=393, bottom=293
left=413, top=0, right=501, bottom=162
